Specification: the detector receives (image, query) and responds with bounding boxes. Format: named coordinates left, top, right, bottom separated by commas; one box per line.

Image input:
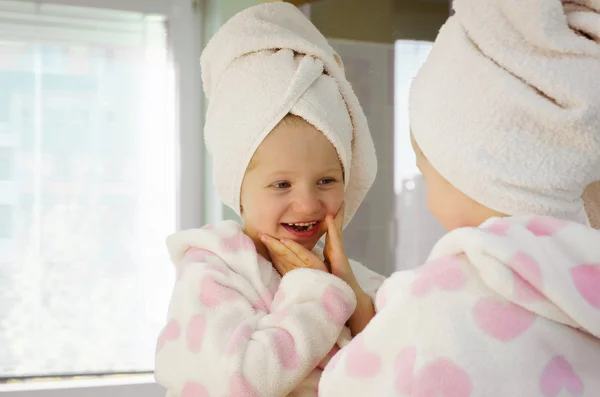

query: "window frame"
left=0, top=0, right=204, bottom=393
left=0, top=375, right=165, bottom=396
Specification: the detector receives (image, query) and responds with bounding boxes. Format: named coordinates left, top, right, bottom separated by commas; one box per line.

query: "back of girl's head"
left=409, top=0, right=600, bottom=227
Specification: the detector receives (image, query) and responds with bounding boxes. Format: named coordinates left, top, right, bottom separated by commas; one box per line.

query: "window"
left=0, top=148, right=13, bottom=180
left=394, top=40, right=445, bottom=271
left=0, top=0, right=177, bottom=381
left=0, top=205, right=13, bottom=239
left=393, top=39, right=432, bottom=193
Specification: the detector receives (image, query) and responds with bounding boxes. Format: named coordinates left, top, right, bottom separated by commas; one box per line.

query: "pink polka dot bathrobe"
left=319, top=216, right=600, bottom=397
left=154, top=220, right=384, bottom=397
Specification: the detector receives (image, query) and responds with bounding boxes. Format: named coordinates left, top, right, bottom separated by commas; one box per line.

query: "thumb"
left=334, top=202, right=345, bottom=235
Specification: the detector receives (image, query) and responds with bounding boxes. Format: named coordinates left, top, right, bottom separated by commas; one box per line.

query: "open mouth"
left=281, top=221, right=320, bottom=237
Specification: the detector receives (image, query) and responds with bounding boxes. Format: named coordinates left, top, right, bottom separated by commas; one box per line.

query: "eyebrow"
left=265, top=167, right=343, bottom=179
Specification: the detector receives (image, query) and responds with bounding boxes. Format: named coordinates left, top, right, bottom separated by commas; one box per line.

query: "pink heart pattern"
left=252, top=300, right=269, bottom=313
left=225, top=324, right=253, bottom=356
left=272, top=290, right=286, bottom=309
left=269, top=290, right=290, bottom=324
left=570, top=264, right=600, bottom=310
left=539, top=356, right=584, bottom=397
left=526, top=216, right=567, bottom=237
left=509, top=252, right=545, bottom=302
left=186, top=314, right=207, bottom=353
left=199, top=275, right=240, bottom=307
left=271, top=329, right=301, bottom=370
left=181, top=381, right=210, bottom=397
left=395, top=347, right=417, bottom=394
left=183, top=247, right=212, bottom=264
left=472, top=297, right=536, bottom=342
left=485, top=219, right=511, bottom=236
left=395, top=347, right=473, bottom=397
left=345, top=337, right=382, bottom=378
left=221, top=235, right=255, bottom=253
left=178, top=251, right=222, bottom=281
left=322, top=285, right=355, bottom=326
left=411, top=255, right=467, bottom=297
left=252, top=291, right=273, bottom=313
left=178, top=248, right=202, bottom=281
left=156, top=319, right=181, bottom=352
left=204, top=264, right=229, bottom=275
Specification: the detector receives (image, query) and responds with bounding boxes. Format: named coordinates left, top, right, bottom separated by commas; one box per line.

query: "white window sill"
left=0, top=375, right=165, bottom=397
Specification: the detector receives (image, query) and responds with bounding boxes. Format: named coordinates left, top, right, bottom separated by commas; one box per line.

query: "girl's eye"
left=272, top=181, right=291, bottom=189
left=318, top=178, right=335, bottom=185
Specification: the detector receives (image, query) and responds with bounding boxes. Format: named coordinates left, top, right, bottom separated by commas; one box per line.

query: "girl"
left=154, top=3, right=384, bottom=397
left=318, top=0, right=600, bottom=396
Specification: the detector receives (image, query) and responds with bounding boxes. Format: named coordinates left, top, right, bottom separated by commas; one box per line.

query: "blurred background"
left=0, top=0, right=450, bottom=390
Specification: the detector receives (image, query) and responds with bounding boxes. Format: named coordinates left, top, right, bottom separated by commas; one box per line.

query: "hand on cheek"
left=260, top=233, right=328, bottom=276
left=324, top=203, right=375, bottom=335
left=324, top=203, right=356, bottom=287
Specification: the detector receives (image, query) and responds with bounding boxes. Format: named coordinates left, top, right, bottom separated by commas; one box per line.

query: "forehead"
left=252, top=118, right=343, bottom=174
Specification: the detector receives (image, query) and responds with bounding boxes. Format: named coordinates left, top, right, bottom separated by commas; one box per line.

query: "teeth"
left=285, top=221, right=317, bottom=232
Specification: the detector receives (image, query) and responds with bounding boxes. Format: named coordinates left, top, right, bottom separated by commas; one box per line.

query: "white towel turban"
left=409, top=0, right=600, bottom=224
left=200, top=2, right=377, bottom=226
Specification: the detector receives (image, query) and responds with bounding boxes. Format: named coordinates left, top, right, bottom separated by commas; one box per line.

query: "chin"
left=300, top=240, right=318, bottom=251
left=288, top=234, right=322, bottom=252
left=304, top=231, right=326, bottom=251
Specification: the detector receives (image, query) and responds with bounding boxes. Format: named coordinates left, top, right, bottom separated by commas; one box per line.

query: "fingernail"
left=259, top=233, right=267, bottom=242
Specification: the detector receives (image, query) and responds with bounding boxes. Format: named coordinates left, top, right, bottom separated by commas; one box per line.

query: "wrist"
left=354, top=288, right=372, bottom=312
left=348, top=288, right=375, bottom=336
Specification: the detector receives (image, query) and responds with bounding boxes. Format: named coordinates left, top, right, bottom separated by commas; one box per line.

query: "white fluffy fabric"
left=410, top=0, right=600, bottom=223
left=201, top=2, right=377, bottom=226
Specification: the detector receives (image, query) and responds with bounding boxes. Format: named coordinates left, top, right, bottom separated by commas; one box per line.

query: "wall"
left=393, top=0, right=449, bottom=41
left=307, top=0, right=449, bottom=43
left=310, top=0, right=394, bottom=43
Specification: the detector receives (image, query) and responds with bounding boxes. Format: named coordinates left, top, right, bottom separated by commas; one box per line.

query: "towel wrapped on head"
left=201, top=2, right=377, bottom=227
left=409, top=0, right=600, bottom=226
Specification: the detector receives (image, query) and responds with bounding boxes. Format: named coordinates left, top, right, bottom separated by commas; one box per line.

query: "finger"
left=326, top=215, right=344, bottom=252
left=265, top=247, right=287, bottom=276
left=333, top=202, right=345, bottom=232
left=323, top=224, right=333, bottom=270
left=266, top=247, right=295, bottom=277
left=325, top=216, right=352, bottom=280
left=280, top=239, right=328, bottom=272
left=260, top=234, right=305, bottom=270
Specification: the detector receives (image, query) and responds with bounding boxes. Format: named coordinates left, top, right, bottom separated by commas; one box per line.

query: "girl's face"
left=240, top=116, right=345, bottom=259
left=410, top=133, right=504, bottom=231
